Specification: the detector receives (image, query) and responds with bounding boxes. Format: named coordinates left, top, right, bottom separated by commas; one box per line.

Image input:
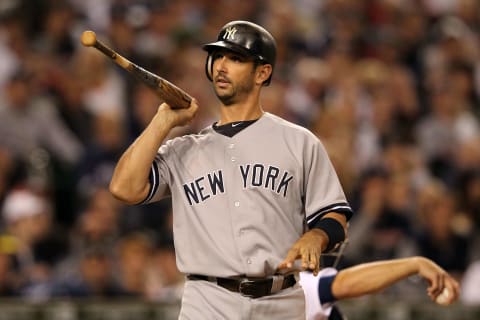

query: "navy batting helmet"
left=203, top=20, right=277, bottom=85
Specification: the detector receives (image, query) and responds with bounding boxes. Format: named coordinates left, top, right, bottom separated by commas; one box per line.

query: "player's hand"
left=277, top=229, right=328, bottom=276
left=155, top=99, right=199, bottom=129
left=415, top=257, right=460, bottom=305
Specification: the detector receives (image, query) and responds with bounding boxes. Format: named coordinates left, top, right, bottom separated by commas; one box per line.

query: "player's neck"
left=218, top=100, right=264, bottom=125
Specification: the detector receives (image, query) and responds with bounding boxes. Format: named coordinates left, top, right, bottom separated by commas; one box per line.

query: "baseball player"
left=110, top=20, right=352, bottom=319
left=300, top=256, right=460, bottom=320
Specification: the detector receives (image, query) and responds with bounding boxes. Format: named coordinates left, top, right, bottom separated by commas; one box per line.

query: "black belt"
left=187, top=274, right=296, bottom=299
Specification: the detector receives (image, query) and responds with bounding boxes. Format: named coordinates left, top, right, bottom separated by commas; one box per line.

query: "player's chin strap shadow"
left=320, top=239, right=349, bottom=269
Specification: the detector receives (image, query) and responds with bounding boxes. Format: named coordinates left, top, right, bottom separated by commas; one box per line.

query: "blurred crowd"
left=0, top=0, right=479, bottom=306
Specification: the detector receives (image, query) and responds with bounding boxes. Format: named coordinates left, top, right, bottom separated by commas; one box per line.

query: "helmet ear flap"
left=205, top=54, right=214, bottom=82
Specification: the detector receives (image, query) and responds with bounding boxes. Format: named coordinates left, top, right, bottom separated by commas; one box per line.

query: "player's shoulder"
left=263, top=113, right=317, bottom=139
left=162, top=126, right=214, bottom=149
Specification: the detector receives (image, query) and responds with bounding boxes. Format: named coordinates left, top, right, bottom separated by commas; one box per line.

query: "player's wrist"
left=309, top=228, right=329, bottom=251
left=313, top=217, right=345, bottom=252
left=411, top=256, right=427, bottom=274
left=152, top=109, right=178, bottom=130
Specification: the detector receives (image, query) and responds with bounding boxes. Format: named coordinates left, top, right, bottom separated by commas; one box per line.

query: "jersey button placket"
left=229, top=144, right=241, bottom=210
left=228, top=143, right=236, bottom=162
left=226, top=141, right=249, bottom=269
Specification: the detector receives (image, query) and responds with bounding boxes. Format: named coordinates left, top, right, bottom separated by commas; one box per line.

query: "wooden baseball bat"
left=80, top=30, right=192, bottom=109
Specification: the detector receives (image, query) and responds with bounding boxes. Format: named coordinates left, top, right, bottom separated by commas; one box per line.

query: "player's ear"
left=255, top=64, right=272, bottom=85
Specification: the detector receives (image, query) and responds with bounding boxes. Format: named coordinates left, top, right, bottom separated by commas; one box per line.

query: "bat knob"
left=81, top=31, right=97, bottom=47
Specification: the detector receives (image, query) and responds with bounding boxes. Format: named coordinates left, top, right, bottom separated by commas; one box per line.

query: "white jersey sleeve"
left=300, top=268, right=339, bottom=320
left=139, top=141, right=176, bottom=204
left=302, top=133, right=352, bottom=226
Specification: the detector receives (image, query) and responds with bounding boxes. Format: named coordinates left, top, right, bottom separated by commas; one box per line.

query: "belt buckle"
left=238, top=278, right=256, bottom=298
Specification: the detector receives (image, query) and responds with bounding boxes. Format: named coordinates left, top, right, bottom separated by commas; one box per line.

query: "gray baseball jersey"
left=142, top=112, right=352, bottom=277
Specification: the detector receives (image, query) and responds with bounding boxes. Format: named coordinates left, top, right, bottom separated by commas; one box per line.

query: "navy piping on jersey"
left=306, top=202, right=353, bottom=228
left=139, top=160, right=160, bottom=205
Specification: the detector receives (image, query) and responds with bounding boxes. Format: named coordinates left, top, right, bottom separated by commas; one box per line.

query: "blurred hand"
left=416, top=257, right=460, bottom=305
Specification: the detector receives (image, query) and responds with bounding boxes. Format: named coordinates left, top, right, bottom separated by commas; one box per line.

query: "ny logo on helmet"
left=223, top=26, right=237, bottom=40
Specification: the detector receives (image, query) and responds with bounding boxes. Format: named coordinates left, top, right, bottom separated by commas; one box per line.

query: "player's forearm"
left=322, top=212, right=347, bottom=232
left=110, top=112, right=173, bottom=204
left=332, top=257, right=419, bottom=299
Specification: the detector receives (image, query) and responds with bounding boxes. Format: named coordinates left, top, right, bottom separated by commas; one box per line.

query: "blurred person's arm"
left=342, top=180, right=386, bottom=263
left=332, top=256, right=460, bottom=304
left=35, top=98, right=84, bottom=164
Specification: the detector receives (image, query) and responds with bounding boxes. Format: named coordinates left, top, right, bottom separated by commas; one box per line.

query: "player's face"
left=211, top=49, right=256, bottom=106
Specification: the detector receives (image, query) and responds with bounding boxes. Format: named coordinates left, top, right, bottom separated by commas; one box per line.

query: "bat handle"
left=93, top=40, right=192, bottom=108
left=81, top=30, right=192, bottom=109
left=94, top=42, right=131, bottom=70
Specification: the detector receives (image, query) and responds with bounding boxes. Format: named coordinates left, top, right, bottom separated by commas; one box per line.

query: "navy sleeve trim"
left=319, top=274, right=337, bottom=304
left=306, top=202, right=353, bottom=227
left=138, top=161, right=160, bottom=205
left=312, top=217, right=345, bottom=252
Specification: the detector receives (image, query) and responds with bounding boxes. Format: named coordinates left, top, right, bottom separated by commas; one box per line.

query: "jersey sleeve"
left=300, top=268, right=339, bottom=320
left=138, top=144, right=172, bottom=205
left=303, top=136, right=353, bottom=227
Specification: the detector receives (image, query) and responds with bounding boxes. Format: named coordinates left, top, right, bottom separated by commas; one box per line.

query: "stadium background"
left=0, top=0, right=479, bottom=319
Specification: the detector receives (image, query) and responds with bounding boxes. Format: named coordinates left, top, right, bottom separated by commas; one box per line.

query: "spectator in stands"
left=344, top=168, right=416, bottom=267
left=115, top=232, right=154, bottom=297
left=0, top=69, right=84, bottom=168
left=51, top=244, right=124, bottom=297
left=146, top=235, right=185, bottom=303
left=414, top=180, right=469, bottom=278
left=0, top=236, right=20, bottom=296
left=0, top=187, right=67, bottom=299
